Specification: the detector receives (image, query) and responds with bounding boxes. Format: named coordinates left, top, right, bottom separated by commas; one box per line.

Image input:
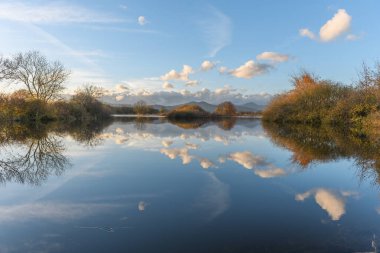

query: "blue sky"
left=0, top=0, right=379, bottom=105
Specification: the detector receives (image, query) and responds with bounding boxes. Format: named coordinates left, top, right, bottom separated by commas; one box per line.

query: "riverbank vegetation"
left=262, top=63, right=380, bottom=136
left=0, top=51, right=112, bottom=123
left=263, top=121, right=380, bottom=184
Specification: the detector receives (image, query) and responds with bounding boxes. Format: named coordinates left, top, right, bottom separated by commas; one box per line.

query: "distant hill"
left=151, top=101, right=264, bottom=112
left=104, top=100, right=264, bottom=113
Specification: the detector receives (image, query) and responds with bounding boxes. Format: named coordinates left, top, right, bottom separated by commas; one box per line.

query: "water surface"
left=0, top=118, right=379, bottom=252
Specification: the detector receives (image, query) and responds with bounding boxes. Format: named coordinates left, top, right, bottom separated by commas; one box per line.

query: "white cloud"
left=101, top=86, right=273, bottom=106
left=161, top=65, right=194, bottom=81
left=115, top=95, right=125, bottom=101
left=199, top=6, right=232, bottom=57
left=295, top=188, right=357, bottom=221
left=138, top=16, right=147, bottom=26
left=185, top=80, right=199, bottom=87
left=162, top=81, right=174, bottom=89
left=228, top=60, right=272, bottom=79
left=161, top=140, right=173, bottom=147
left=219, top=66, right=228, bottom=74
left=299, top=9, right=352, bottom=42
left=254, top=167, right=286, bottom=178
left=320, top=9, right=351, bottom=42
left=115, top=84, right=129, bottom=93
left=228, top=151, right=266, bottom=169
left=256, top=52, right=290, bottom=63
left=0, top=2, right=124, bottom=24
left=185, top=142, right=199, bottom=150
left=201, top=60, right=215, bottom=71
left=346, top=33, right=360, bottom=41
left=299, top=28, right=316, bottom=40
left=119, top=5, right=128, bottom=10
left=226, top=151, right=287, bottom=178
left=160, top=148, right=194, bottom=164
left=199, top=158, right=215, bottom=169
left=138, top=201, right=148, bottom=211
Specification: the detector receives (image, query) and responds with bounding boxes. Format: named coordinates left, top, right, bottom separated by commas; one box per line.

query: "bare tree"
left=0, top=56, right=15, bottom=81
left=133, top=100, right=150, bottom=115
left=9, top=51, right=70, bottom=102
left=72, top=84, right=104, bottom=105
left=0, top=135, right=70, bottom=185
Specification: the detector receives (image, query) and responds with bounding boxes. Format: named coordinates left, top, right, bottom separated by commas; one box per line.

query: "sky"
left=0, top=0, right=379, bottom=105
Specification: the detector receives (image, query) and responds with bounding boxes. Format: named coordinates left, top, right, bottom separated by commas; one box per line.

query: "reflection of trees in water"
left=0, top=120, right=112, bottom=185
left=0, top=135, right=68, bottom=185
left=56, top=119, right=112, bottom=147
left=168, top=117, right=237, bottom=130
left=134, top=117, right=156, bottom=131
left=263, top=122, right=380, bottom=184
left=216, top=117, right=237, bottom=130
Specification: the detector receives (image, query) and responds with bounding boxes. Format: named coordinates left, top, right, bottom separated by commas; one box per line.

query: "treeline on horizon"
left=0, top=51, right=249, bottom=124
left=263, top=62, right=380, bottom=136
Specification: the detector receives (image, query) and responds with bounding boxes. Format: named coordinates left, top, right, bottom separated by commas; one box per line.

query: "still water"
left=0, top=118, right=379, bottom=252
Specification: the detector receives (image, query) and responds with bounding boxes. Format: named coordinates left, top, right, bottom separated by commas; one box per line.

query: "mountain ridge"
left=109, top=101, right=264, bottom=112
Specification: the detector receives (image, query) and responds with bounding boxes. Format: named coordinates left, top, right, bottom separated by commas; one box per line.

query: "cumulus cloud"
left=138, top=16, right=147, bottom=25
left=199, top=158, right=215, bottom=169
left=299, top=28, right=316, bottom=40
left=300, top=9, right=352, bottom=42
left=227, top=151, right=267, bottom=169
left=295, top=188, right=357, bottom=221
left=219, top=66, right=228, bottom=74
left=225, top=151, right=286, bottom=178
left=115, top=84, right=129, bottom=93
left=161, top=65, right=194, bottom=81
left=185, top=80, right=199, bottom=87
left=161, top=140, right=173, bottom=147
left=227, top=60, right=272, bottom=79
left=115, top=95, right=125, bottom=101
left=162, top=81, right=174, bottom=89
left=256, top=52, right=290, bottom=63
left=320, top=9, right=351, bottom=42
left=160, top=148, right=194, bottom=164
left=254, top=167, right=286, bottom=178
left=138, top=201, right=148, bottom=211
left=102, top=86, right=273, bottom=106
left=185, top=142, right=199, bottom=150
left=201, top=60, right=215, bottom=71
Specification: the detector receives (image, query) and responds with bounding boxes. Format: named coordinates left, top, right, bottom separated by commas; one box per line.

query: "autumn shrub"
left=263, top=65, right=380, bottom=129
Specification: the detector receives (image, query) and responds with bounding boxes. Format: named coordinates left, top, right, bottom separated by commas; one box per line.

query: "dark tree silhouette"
left=0, top=135, right=70, bottom=185
left=7, top=51, right=70, bottom=102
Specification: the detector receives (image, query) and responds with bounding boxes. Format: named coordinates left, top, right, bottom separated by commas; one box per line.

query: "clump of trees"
left=133, top=100, right=158, bottom=115
left=214, top=101, right=237, bottom=116
left=167, top=104, right=210, bottom=119
left=263, top=63, right=380, bottom=132
left=0, top=51, right=112, bottom=122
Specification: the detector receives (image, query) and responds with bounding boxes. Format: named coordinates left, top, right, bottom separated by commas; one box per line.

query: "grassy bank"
left=262, top=63, right=380, bottom=135
left=0, top=89, right=112, bottom=123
